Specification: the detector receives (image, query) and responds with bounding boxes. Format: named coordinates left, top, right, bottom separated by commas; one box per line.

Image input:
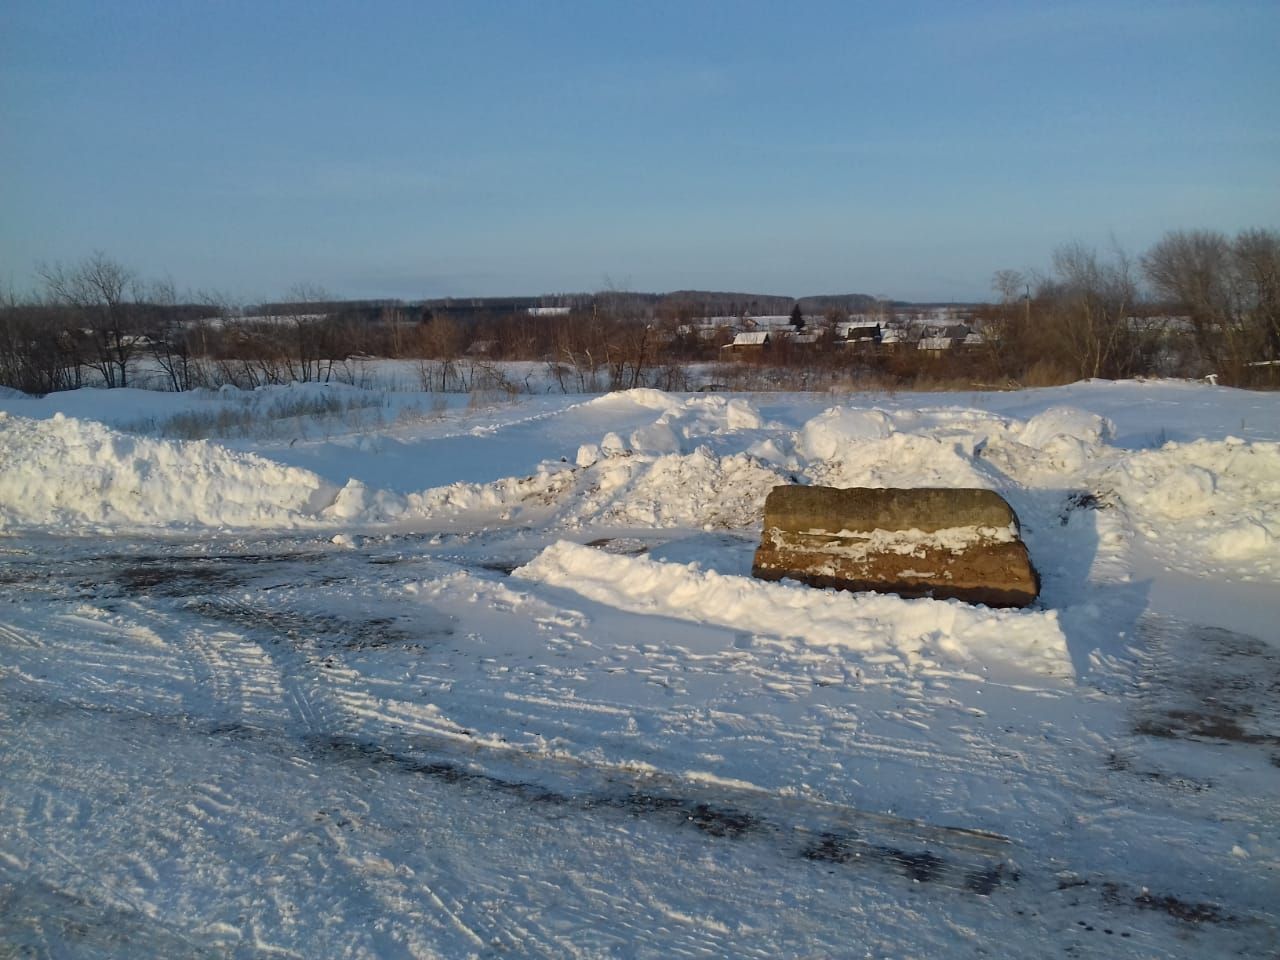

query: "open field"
left=1, top=379, right=1278, bottom=957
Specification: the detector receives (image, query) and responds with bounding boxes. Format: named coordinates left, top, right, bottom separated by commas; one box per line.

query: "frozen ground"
left=1, top=379, right=1277, bottom=958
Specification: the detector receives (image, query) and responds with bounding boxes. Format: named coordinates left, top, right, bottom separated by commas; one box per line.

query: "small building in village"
left=838, top=322, right=882, bottom=351
left=917, top=324, right=972, bottom=352
left=721, top=331, right=772, bottom=355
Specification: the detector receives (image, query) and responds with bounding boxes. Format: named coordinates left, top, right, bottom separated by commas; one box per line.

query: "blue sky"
left=2, top=0, right=1277, bottom=302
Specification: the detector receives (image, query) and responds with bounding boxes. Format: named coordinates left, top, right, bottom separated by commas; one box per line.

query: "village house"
left=917, top=324, right=973, bottom=352
left=721, top=331, right=772, bottom=355
left=837, top=321, right=882, bottom=351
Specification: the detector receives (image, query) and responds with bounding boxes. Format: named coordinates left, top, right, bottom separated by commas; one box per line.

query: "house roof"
left=732, top=332, right=771, bottom=346
left=918, top=336, right=956, bottom=350
left=836, top=321, right=880, bottom=338
left=744, top=315, right=804, bottom=330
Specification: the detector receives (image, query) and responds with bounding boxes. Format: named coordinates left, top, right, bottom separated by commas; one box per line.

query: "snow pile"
left=3, top=388, right=1275, bottom=591
left=405, top=444, right=785, bottom=530
left=795, top=408, right=895, bottom=460
left=400, top=395, right=782, bottom=529
left=581, top=388, right=684, bottom=416
left=402, top=465, right=576, bottom=521
left=791, top=403, right=1121, bottom=491
left=514, top=541, right=1072, bottom=677
left=568, top=447, right=784, bottom=528
left=1104, top=438, right=1280, bottom=568
left=1020, top=405, right=1114, bottom=449
left=0, top=412, right=343, bottom=530
left=1004, top=405, right=1117, bottom=474
left=625, top=394, right=768, bottom=457
left=796, top=406, right=993, bottom=489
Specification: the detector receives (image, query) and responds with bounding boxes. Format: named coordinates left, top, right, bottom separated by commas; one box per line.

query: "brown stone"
left=751, top=485, right=1039, bottom=608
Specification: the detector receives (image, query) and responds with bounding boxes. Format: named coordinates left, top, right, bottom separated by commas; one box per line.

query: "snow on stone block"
left=751, top=485, right=1040, bottom=608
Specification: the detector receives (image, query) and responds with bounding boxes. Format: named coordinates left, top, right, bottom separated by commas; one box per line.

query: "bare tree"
left=38, top=253, right=141, bottom=388
left=145, top=277, right=205, bottom=391
left=992, top=269, right=1026, bottom=305
left=1046, top=242, right=1142, bottom=380
left=0, top=282, right=83, bottom=394
left=282, top=283, right=335, bottom=383
left=1229, top=228, right=1280, bottom=362
left=1142, top=230, right=1232, bottom=368
left=1143, top=228, right=1280, bottom=382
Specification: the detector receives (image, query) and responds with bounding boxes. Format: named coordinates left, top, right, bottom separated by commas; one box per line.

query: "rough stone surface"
left=760, top=485, right=1020, bottom=536
left=751, top=485, right=1040, bottom=608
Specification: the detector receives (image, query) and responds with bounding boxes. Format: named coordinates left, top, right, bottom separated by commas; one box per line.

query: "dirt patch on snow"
left=1133, top=616, right=1280, bottom=750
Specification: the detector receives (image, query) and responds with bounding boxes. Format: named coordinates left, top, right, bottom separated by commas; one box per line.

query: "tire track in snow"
left=0, top=618, right=42, bottom=648
left=181, top=594, right=356, bottom=740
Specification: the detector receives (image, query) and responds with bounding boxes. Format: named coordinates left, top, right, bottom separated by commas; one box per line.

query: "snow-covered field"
left=1, top=379, right=1277, bottom=957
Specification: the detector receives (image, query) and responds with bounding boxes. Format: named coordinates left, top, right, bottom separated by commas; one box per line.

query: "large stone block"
left=751, top=485, right=1040, bottom=608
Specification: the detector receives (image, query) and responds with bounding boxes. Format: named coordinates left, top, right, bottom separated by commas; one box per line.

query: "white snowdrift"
left=1103, top=438, right=1280, bottom=565
left=796, top=407, right=894, bottom=460
left=405, top=445, right=786, bottom=530
left=793, top=405, right=1005, bottom=489
left=0, top=412, right=343, bottom=530
left=3, top=391, right=1276, bottom=589
left=514, top=541, right=1072, bottom=678
left=1020, top=405, right=1115, bottom=450
left=0, top=410, right=783, bottom=533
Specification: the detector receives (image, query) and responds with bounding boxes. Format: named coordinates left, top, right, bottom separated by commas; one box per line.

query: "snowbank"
left=1104, top=438, right=1280, bottom=567
left=514, top=541, right=1072, bottom=678
left=1020, top=405, right=1115, bottom=450
left=2, top=389, right=1276, bottom=590
left=0, top=413, right=343, bottom=530
left=795, top=408, right=894, bottom=460
left=404, top=444, right=785, bottom=530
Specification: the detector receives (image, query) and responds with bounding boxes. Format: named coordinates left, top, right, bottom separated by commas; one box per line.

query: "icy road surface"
left=1, top=380, right=1278, bottom=957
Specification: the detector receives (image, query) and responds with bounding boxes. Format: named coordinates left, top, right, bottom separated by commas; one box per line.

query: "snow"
left=0, top=411, right=340, bottom=530
left=795, top=406, right=894, bottom=459
left=775, top=522, right=1020, bottom=557
left=513, top=540, right=1072, bottom=677
left=2, top=376, right=1279, bottom=957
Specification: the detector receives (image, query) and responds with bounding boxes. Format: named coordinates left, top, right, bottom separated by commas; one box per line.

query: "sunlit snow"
left=1, top=377, right=1277, bottom=957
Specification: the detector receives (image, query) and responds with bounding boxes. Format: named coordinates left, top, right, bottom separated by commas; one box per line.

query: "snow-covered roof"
left=918, top=336, right=956, bottom=350
left=677, top=323, right=725, bottom=340
left=731, top=332, right=771, bottom=346
left=744, top=315, right=804, bottom=330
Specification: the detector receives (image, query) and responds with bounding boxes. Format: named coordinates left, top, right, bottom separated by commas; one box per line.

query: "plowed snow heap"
left=751, top=486, right=1039, bottom=608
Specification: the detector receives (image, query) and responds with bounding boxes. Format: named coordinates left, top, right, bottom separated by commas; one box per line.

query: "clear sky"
left=2, top=0, right=1277, bottom=302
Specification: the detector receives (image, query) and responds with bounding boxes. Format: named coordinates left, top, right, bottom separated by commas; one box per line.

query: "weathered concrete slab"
left=751, top=485, right=1039, bottom=608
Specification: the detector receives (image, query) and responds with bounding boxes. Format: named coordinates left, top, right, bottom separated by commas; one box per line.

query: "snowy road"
left=2, top=530, right=1276, bottom=958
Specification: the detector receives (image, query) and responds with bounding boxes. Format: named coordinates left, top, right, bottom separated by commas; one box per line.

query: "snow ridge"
left=514, top=540, right=1073, bottom=678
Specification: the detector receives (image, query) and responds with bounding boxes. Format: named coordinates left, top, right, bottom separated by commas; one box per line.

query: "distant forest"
left=1, top=228, right=1276, bottom=394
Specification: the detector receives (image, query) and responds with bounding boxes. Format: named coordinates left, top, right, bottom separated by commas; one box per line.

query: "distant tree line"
left=980, top=228, right=1279, bottom=386
left=1, top=228, right=1276, bottom=396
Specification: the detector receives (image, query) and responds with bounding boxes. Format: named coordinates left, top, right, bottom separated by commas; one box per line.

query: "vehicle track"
left=3, top=536, right=1276, bottom=957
